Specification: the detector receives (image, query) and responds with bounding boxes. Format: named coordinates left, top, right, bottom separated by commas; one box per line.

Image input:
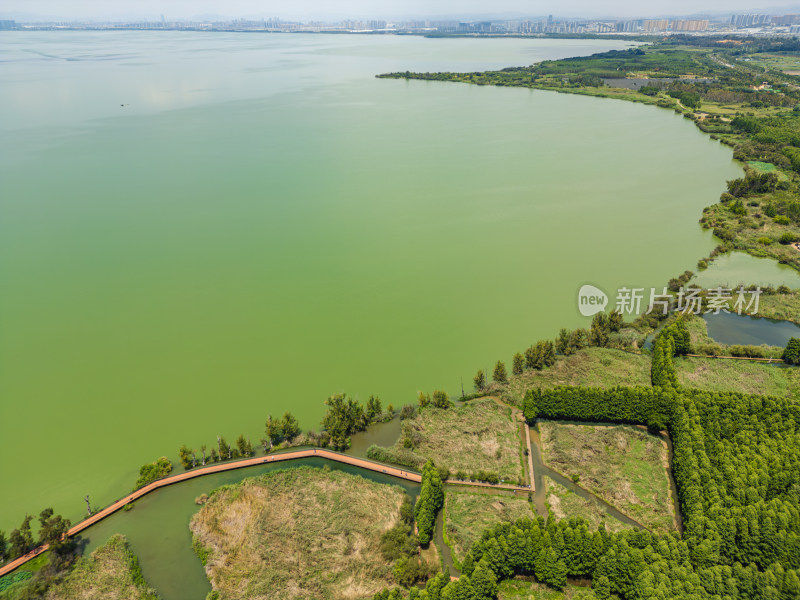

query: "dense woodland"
left=372, top=326, right=800, bottom=599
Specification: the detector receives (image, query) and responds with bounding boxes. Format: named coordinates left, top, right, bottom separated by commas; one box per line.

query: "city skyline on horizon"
left=3, top=0, right=800, bottom=23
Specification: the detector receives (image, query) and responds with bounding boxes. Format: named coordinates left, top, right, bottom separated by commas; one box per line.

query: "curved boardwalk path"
left=0, top=447, right=529, bottom=578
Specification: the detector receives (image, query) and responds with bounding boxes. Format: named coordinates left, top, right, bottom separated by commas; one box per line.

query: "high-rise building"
left=0, top=20, right=15, bottom=30
left=730, top=14, right=770, bottom=27
left=773, top=15, right=800, bottom=26
left=673, top=20, right=709, bottom=32
left=643, top=19, right=670, bottom=31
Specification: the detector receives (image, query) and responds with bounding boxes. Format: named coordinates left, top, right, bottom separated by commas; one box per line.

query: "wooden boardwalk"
left=0, top=447, right=529, bottom=578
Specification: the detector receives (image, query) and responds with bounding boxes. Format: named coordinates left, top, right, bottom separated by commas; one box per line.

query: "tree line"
left=474, top=311, right=625, bottom=392
left=415, top=460, right=444, bottom=546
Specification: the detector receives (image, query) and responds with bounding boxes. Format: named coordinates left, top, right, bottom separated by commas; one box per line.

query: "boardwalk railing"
left=0, top=447, right=529, bottom=578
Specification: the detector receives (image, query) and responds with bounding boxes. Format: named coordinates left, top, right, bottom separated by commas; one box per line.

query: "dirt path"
left=684, top=353, right=779, bottom=362
left=489, top=396, right=535, bottom=492
left=0, top=447, right=530, bottom=578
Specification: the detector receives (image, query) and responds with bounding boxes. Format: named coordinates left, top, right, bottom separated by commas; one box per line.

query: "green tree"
left=322, top=393, right=367, bottom=449
left=236, top=434, right=251, bottom=457
left=608, top=309, right=623, bottom=332
left=265, top=414, right=283, bottom=447
left=38, top=508, right=72, bottom=561
left=589, top=313, right=610, bottom=347
left=555, top=328, right=573, bottom=355
left=0, top=530, right=6, bottom=561
left=493, top=360, right=507, bottom=383
left=9, top=516, right=33, bottom=559
left=418, top=391, right=431, bottom=408
left=512, top=353, right=524, bottom=376
left=432, top=390, right=450, bottom=408
left=217, top=436, right=231, bottom=460
left=473, top=369, right=486, bottom=391
left=366, top=395, right=383, bottom=421
left=282, top=412, right=300, bottom=440
left=783, top=337, right=800, bottom=365
left=415, top=460, right=444, bottom=545
left=134, top=457, right=172, bottom=490
left=471, top=561, right=498, bottom=599
left=178, top=444, right=194, bottom=469
left=594, top=574, right=611, bottom=599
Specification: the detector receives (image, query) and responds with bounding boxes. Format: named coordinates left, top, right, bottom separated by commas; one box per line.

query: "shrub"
left=134, top=457, right=173, bottom=490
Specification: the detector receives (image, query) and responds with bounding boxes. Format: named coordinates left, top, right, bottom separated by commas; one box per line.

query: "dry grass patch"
left=538, top=423, right=677, bottom=533
left=544, top=477, right=628, bottom=534
left=46, top=535, right=157, bottom=600
left=676, top=356, right=800, bottom=397
left=444, top=491, right=533, bottom=563
left=190, top=466, right=407, bottom=600
left=375, top=398, right=524, bottom=483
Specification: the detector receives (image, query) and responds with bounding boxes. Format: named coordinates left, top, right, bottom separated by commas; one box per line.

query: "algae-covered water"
left=0, top=32, right=742, bottom=531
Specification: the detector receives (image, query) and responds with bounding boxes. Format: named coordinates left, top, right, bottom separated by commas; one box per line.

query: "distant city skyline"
left=2, top=0, right=799, bottom=22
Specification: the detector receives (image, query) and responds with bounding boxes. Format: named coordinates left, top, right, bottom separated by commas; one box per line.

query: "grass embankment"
left=543, top=477, right=628, bottom=534
left=444, top=491, right=533, bottom=564
left=505, top=347, right=651, bottom=404
left=538, top=423, right=677, bottom=533
left=676, top=356, right=800, bottom=396
left=190, top=466, right=412, bottom=600
left=370, top=398, right=525, bottom=483
left=497, top=579, right=596, bottom=599
left=756, top=289, right=800, bottom=323
left=46, top=535, right=157, bottom=600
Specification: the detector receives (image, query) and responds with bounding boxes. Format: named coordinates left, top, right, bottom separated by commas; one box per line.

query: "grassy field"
left=755, top=291, right=800, bottom=324
left=374, top=398, right=525, bottom=483
left=538, top=423, right=677, bottom=533
left=444, top=491, right=533, bottom=563
left=45, top=535, right=157, bottom=600
left=676, top=356, right=800, bottom=397
left=190, top=466, right=410, bottom=600
left=543, top=477, right=628, bottom=534
left=497, top=579, right=596, bottom=599
left=505, top=348, right=651, bottom=404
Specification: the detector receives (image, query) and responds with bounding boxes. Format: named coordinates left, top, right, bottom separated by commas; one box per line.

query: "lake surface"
left=0, top=32, right=742, bottom=531
left=704, top=311, right=800, bottom=347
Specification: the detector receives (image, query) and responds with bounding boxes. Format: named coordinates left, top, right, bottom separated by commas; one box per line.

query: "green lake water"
left=0, top=32, right=744, bottom=533
left=692, top=251, right=800, bottom=289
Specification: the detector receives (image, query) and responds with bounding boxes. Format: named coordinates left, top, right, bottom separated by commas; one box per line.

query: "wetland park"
left=1, top=30, right=800, bottom=600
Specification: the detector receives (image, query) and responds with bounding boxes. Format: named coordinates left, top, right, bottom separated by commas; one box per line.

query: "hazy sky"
left=0, top=0, right=783, bottom=21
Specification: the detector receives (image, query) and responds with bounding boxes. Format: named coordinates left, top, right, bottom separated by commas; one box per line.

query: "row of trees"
left=516, top=373, right=800, bottom=598
left=175, top=412, right=303, bottom=470
left=474, top=311, right=626, bottom=392
left=321, top=393, right=385, bottom=449
left=177, top=433, right=258, bottom=470
left=418, top=390, right=450, bottom=410
left=415, top=460, right=444, bottom=545
left=0, top=509, right=73, bottom=567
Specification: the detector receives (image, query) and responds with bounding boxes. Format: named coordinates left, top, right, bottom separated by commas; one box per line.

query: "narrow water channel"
left=527, top=422, right=669, bottom=532
left=434, top=510, right=459, bottom=579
